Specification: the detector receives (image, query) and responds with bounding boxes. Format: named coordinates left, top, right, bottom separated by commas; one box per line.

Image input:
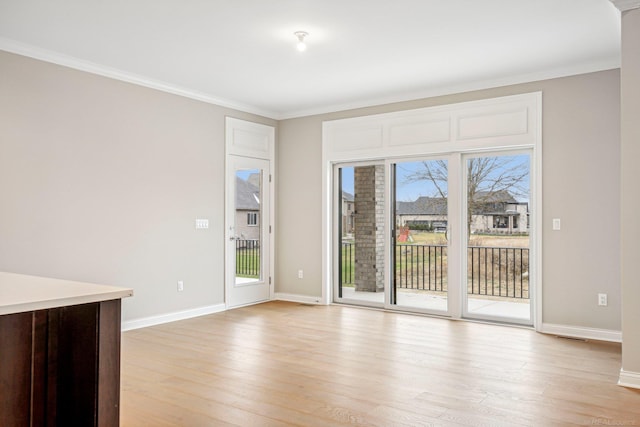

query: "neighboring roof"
left=396, top=197, right=447, bottom=216
left=247, top=173, right=260, bottom=189
left=342, top=191, right=354, bottom=202
left=236, top=177, right=260, bottom=210
left=397, top=191, right=524, bottom=215
left=473, top=190, right=517, bottom=204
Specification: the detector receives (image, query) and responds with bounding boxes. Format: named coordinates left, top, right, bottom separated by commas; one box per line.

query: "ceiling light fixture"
left=294, top=31, right=308, bottom=52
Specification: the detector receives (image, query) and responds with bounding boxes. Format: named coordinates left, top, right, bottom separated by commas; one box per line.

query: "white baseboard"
left=540, top=323, right=622, bottom=343
left=122, top=303, right=226, bottom=331
left=275, top=293, right=323, bottom=305
left=619, top=369, right=640, bottom=389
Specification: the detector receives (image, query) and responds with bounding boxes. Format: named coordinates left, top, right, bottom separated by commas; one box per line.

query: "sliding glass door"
left=333, top=151, right=533, bottom=326
left=392, top=159, right=450, bottom=314
left=336, top=163, right=386, bottom=307
left=335, top=159, right=454, bottom=315
left=463, top=152, right=532, bottom=324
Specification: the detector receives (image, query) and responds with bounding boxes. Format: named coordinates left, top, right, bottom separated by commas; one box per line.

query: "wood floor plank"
left=120, top=301, right=640, bottom=426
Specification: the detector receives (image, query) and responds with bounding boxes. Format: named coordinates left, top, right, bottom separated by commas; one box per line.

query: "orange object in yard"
left=398, top=226, right=410, bottom=242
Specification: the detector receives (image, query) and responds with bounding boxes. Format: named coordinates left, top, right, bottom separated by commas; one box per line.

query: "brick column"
left=354, top=165, right=385, bottom=292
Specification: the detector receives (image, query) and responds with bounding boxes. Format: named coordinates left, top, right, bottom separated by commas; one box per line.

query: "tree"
left=405, top=156, right=529, bottom=238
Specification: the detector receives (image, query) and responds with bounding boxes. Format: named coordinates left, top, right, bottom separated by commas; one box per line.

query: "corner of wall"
left=540, top=323, right=622, bottom=343
left=618, top=369, right=640, bottom=389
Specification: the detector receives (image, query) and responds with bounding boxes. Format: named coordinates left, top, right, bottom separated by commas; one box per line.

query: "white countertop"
left=0, top=272, right=133, bottom=316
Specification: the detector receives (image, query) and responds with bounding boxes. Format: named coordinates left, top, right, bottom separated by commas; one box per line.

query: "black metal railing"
left=341, top=241, right=354, bottom=285
left=395, top=244, right=447, bottom=292
left=468, top=246, right=529, bottom=299
left=340, top=242, right=529, bottom=299
left=236, top=239, right=260, bottom=277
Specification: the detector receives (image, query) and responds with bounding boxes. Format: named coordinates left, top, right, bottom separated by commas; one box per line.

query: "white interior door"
left=226, top=155, right=271, bottom=308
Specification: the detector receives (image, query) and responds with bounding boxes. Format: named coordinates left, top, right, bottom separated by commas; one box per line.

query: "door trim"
left=225, top=118, right=275, bottom=308
left=322, top=93, right=542, bottom=330
left=460, top=150, right=534, bottom=326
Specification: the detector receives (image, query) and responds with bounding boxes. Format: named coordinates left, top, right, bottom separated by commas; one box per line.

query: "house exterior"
left=468, top=190, right=529, bottom=234
left=235, top=175, right=260, bottom=241
left=396, top=197, right=448, bottom=232
left=396, top=190, right=529, bottom=235
left=341, top=191, right=355, bottom=235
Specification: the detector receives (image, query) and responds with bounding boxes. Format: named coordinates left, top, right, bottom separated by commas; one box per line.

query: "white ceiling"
left=0, top=0, right=621, bottom=119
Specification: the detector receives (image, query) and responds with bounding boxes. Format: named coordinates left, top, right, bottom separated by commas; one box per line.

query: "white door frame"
left=322, top=93, right=542, bottom=330
left=331, top=156, right=462, bottom=319
left=459, top=149, right=534, bottom=325
left=225, top=117, right=275, bottom=308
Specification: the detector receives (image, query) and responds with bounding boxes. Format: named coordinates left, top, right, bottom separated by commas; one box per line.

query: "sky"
left=340, top=163, right=442, bottom=202
left=395, top=162, right=442, bottom=201
left=236, top=169, right=260, bottom=181
left=340, top=154, right=530, bottom=202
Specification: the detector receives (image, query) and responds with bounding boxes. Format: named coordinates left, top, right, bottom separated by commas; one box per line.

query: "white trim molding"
left=0, top=37, right=277, bottom=119
left=322, top=92, right=543, bottom=326
left=610, top=0, right=640, bottom=11
left=275, top=293, right=323, bottom=305
left=619, top=369, right=640, bottom=389
left=121, top=303, right=226, bottom=331
left=0, top=37, right=619, bottom=121
left=224, top=118, right=276, bottom=308
left=540, top=323, right=622, bottom=343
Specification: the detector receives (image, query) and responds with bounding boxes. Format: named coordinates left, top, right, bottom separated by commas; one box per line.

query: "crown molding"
left=0, top=37, right=279, bottom=120
left=610, top=0, right=640, bottom=11
left=0, top=36, right=622, bottom=122
left=279, top=59, right=620, bottom=120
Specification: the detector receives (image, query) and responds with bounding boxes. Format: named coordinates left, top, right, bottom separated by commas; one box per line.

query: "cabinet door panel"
left=0, top=312, right=35, bottom=427
left=56, top=303, right=100, bottom=424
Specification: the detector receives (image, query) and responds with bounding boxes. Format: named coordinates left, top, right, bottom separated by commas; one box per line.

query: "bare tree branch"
left=404, top=155, right=529, bottom=239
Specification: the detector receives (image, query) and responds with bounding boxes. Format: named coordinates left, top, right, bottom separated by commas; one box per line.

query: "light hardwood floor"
left=120, top=301, right=640, bottom=426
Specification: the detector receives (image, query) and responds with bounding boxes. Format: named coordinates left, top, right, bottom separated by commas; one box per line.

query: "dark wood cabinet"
left=0, top=299, right=122, bottom=426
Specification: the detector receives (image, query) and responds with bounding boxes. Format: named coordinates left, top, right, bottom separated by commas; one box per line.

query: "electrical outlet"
left=298, top=269, right=304, bottom=279
left=177, top=280, right=184, bottom=292
left=598, top=293, right=607, bottom=306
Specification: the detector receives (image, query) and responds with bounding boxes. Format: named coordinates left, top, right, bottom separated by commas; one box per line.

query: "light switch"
left=552, top=218, right=561, bottom=231
left=195, top=219, right=209, bottom=229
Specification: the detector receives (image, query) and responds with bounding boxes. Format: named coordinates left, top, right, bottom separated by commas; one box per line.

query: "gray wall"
left=277, top=69, right=621, bottom=331
left=0, top=51, right=276, bottom=322
left=0, top=48, right=623, bottom=333
left=621, top=8, right=640, bottom=373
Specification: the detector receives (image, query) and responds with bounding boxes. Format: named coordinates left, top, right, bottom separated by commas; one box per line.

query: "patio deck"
left=340, top=286, right=530, bottom=320
left=236, top=278, right=529, bottom=320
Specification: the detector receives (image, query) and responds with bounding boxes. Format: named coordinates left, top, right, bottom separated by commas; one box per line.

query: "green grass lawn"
left=236, top=248, right=260, bottom=278
left=340, top=232, right=528, bottom=296
left=408, top=230, right=529, bottom=247
left=340, top=242, right=447, bottom=288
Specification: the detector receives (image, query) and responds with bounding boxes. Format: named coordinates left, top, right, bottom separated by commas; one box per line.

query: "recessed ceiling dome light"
left=294, top=31, right=308, bottom=52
